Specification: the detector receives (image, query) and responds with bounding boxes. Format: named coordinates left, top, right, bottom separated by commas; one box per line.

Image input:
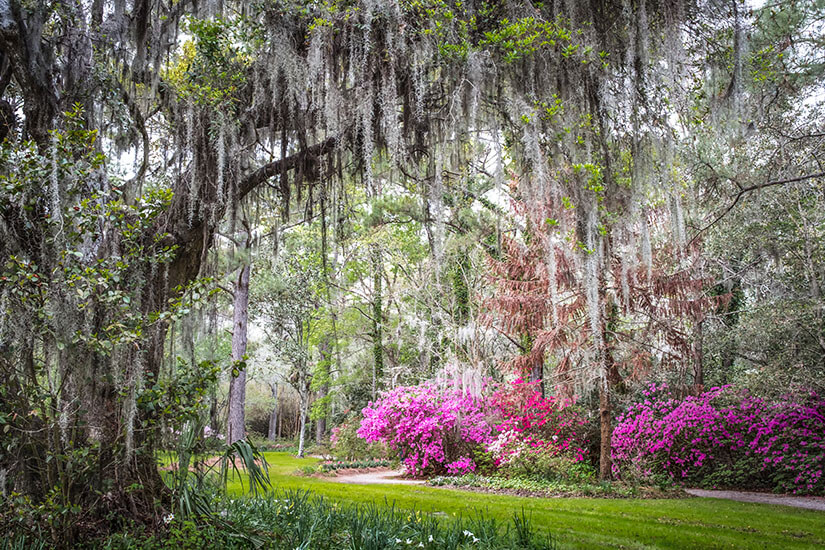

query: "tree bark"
left=371, top=245, right=383, bottom=398
left=693, top=319, right=704, bottom=391
left=315, top=336, right=331, bottom=444
left=296, top=366, right=308, bottom=457
left=267, top=381, right=279, bottom=441
left=598, top=380, right=612, bottom=480
left=227, top=262, right=250, bottom=445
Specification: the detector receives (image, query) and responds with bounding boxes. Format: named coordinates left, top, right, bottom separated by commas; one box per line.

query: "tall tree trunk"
left=315, top=336, right=331, bottom=445
left=371, top=246, right=383, bottom=398
left=267, top=381, right=279, bottom=441
left=598, top=287, right=620, bottom=480
left=227, top=262, right=250, bottom=445
left=297, top=369, right=308, bottom=458
left=598, top=381, right=612, bottom=480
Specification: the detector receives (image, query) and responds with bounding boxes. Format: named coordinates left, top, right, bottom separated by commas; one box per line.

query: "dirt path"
left=686, top=489, right=825, bottom=511
left=329, top=468, right=425, bottom=485
left=327, top=470, right=825, bottom=510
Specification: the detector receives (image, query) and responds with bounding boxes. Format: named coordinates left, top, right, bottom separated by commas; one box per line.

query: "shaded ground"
left=686, top=489, right=825, bottom=512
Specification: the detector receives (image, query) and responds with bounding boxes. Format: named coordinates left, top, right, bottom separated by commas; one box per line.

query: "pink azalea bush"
left=357, top=378, right=588, bottom=478
left=487, top=378, right=587, bottom=466
left=485, top=379, right=590, bottom=481
left=612, top=384, right=825, bottom=494
left=357, top=383, right=493, bottom=475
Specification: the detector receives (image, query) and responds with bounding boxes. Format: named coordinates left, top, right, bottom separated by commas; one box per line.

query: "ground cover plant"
left=319, top=459, right=394, bottom=472
left=426, top=474, right=679, bottom=499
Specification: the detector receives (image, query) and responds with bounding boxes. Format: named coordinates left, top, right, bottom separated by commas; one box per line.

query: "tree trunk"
left=315, top=336, right=331, bottom=444
left=268, top=382, right=279, bottom=441
left=371, top=245, right=383, bottom=398
left=297, top=374, right=308, bottom=458
left=598, top=380, right=612, bottom=480
left=529, top=357, right=544, bottom=398
left=693, top=319, right=704, bottom=391
left=227, top=262, right=251, bottom=445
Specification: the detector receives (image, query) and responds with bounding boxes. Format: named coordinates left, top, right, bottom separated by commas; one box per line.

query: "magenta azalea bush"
left=612, top=384, right=825, bottom=494
left=358, top=383, right=493, bottom=475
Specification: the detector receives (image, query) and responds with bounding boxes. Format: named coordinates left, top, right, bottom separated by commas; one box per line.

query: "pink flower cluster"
left=488, top=378, right=587, bottom=464
left=612, top=384, right=825, bottom=494
left=357, top=383, right=492, bottom=475
left=357, top=379, right=587, bottom=476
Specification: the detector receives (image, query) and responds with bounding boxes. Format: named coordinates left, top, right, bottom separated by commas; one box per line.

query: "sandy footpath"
left=686, top=489, right=825, bottom=511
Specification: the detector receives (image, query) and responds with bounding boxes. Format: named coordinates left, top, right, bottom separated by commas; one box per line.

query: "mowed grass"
left=216, top=452, right=824, bottom=550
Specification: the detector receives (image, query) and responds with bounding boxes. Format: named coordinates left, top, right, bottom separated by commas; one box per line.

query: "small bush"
left=504, top=450, right=596, bottom=483
left=330, top=415, right=387, bottom=460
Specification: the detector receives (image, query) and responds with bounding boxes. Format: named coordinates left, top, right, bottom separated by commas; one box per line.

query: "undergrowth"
left=3, top=490, right=555, bottom=549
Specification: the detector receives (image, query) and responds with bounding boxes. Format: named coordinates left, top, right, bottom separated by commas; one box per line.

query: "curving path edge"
left=686, top=488, right=825, bottom=511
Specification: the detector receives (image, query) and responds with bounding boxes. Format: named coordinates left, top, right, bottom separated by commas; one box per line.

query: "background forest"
left=0, top=0, right=823, bottom=547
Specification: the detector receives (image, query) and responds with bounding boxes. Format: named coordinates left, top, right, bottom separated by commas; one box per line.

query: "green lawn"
left=217, top=452, right=824, bottom=550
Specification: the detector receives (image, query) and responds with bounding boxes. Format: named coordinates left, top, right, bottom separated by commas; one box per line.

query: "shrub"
left=358, top=383, right=493, bottom=475
left=330, top=415, right=387, bottom=460
left=487, top=379, right=589, bottom=477
left=612, top=384, right=825, bottom=494
left=505, top=450, right=596, bottom=483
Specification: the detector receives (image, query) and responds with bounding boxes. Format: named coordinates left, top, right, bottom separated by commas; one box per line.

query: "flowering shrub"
left=357, top=383, right=493, bottom=475
left=487, top=379, right=588, bottom=468
left=358, top=379, right=589, bottom=479
left=612, top=384, right=825, bottom=494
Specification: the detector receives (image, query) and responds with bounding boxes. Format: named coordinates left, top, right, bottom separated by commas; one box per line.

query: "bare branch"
left=689, top=171, right=825, bottom=246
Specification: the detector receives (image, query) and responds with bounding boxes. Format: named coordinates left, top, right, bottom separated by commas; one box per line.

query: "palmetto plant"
left=170, top=417, right=270, bottom=525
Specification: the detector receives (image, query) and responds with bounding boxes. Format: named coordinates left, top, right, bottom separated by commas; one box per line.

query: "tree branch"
left=689, top=171, right=825, bottom=246
left=238, top=135, right=340, bottom=202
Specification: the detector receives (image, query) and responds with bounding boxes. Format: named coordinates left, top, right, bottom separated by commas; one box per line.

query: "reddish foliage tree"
left=486, top=190, right=727, bottom=477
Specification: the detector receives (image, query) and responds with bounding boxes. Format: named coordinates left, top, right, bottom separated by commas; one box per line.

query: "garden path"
left=331, top=468, right=425, bottom=485
left=327, top=468, right=825, bottom=510
left=686, top=489, right=825, bottom=511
